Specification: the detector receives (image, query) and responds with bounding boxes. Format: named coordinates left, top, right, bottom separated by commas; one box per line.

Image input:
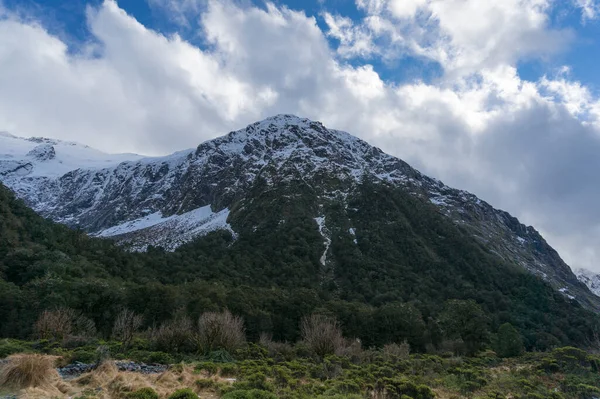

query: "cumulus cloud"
left=1, top=0, right=600, bottom=273
left=344, top=0, right=576, bottom=77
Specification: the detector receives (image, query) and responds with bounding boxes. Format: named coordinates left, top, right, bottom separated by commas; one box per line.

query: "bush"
left=221, top=389, right=278, bottom=399
left=220, top=363, right=238, bottom=377
left=300, top=314, right=345, bottom=358
left=112, top=309, right=143, bottom=349
left=126, top=387, right=160, bottom=399
left=380, top=378, right=435, bottom=399
left=195, top=362, right=218, bottom=375
left=35, top=308, right=96, bottom=343
left=494, top=323, right=524, bottom=358
left=150, top=316, right=194, bottom=353
left=168, top=388, right=198, bottom=399
left=195, top=378, right=217, bottom=389
left=0, top=354, right=58, bottom=389
left=195, top=310, right=246, bottom=354
left=382, top=342, right=410, bottom=361
left=0, top=339, right=29, bottom=358
left=259, top=332, right=295, bottom=361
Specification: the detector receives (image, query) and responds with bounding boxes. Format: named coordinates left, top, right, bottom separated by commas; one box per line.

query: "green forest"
left=1, top=177, right=598, bottom=353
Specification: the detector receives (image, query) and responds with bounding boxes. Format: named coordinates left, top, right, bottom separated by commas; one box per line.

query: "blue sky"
left=4, top=0, right=600, bottom=89
left=2, top=0, right=600, bottom=273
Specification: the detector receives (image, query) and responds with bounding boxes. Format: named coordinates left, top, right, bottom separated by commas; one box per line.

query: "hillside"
left=0, top=172, right=598, bottom=353
left=1, top=115, right=598, bottom=311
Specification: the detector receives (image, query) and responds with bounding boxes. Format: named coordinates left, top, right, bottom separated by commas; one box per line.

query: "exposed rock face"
left=27, top=144, right=56, bottom=161
left=1, top=114, right=598, bottom=310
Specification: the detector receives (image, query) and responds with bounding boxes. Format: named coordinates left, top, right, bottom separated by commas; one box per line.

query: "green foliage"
left=195, top=362, right=218, bottom=376
left=0, top=339, right=30, bottom=358
left=380, top=378, right=435, bottom=399
left=1, top=180, right=599, bottom=354
left=125, top=388, right=160, bottom=399
left=167, top=388, right=197, bottom=399
left=195, top=378, right=216, bottom=389
left=221, top=389, right=278, bottom=399
left=494, top=323, right=524, bottom=358
left=439, top=300, right=490, bottom=355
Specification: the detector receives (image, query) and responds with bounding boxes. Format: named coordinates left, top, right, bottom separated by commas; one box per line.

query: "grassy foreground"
left=1, top=340, right=599, bottom=399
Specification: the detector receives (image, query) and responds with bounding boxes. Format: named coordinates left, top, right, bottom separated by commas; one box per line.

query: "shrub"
left=112, top=309, right=143, bottom=349
left=382, top=342, right=410, bottom=361
left=379, top=378, right=435, bottom=399
left=35, top=308, right=74, bottom=341
left=220, top=363, right=238, bottom=377
left=0, top=354, right=58, bottom=389
left=195, top=310, right=246, bottom=354
left=168, top=388, right=198, bottom=399
left=150, top=316, right=194, bottom=353
left=195, top=362, right=218, bottom=376
left=222, top=389, right=278, bottom=399
left=494, top=323, right=524, bottom=358
left=259, top=332, right=295, bottom=361
left=35, top=308, right=96, bottom=343
left=300, top=314, right=345, bottom=358
left=196, top=378, right=217, bottom=389
left=126, top=387, right=160, bottom=399
left=0, top=339, right=29, bottom=358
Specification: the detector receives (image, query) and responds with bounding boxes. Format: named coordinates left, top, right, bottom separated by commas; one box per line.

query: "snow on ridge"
left=0, top=133, right=144, bottom=178
left=95, top=205, right=234, bottom=251
left=576, top=268, right=600, bottom=297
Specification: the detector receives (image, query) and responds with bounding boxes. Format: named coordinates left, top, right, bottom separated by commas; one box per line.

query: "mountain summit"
left=0, top=115, right=598, bottom=310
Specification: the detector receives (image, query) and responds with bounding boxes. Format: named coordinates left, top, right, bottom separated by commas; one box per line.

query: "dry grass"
left=0, top=354, right=60, bottom=390
left=0, top=353, right=235, bottom=399
left=7, top=359, right=232, bottom=399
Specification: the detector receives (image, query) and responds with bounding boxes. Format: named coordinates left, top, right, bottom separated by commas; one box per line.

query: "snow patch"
left=315, top=216, right=331, bottom=266
left=95, top=205, right=234, bottom=251
left=349, top=227, right=357, bottom=244
left=576, top=268, right=600, bottom=297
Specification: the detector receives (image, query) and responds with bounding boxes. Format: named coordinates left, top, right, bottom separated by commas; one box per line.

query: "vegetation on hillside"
left=1, top=180, right=598, bottom=355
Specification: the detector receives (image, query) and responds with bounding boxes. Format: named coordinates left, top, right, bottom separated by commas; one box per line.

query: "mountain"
left=1, top=115, right=597, bottom=311
left=1, top=122, right=600, bottom=350
left=577, top=268, right=600, bottom=297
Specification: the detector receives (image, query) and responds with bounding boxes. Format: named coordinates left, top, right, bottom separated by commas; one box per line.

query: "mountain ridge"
left=0, top=114, right=598, bottom=310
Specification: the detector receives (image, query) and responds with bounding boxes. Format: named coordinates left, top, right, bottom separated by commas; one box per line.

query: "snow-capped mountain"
left=1, top=115, right=598, bottom=310
left=576, top=268, right=600, bottom=297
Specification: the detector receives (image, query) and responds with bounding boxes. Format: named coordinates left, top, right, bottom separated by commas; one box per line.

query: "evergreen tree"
left=495, top=323, right=524, bottom=358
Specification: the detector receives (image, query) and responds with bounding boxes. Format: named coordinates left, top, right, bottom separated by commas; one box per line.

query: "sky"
left=2, top=0, right=600, bottom=273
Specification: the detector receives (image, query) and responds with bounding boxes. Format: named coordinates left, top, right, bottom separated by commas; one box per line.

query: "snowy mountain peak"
left=576, top=268, right=600, bottom=297
left=0, top=132, right=143, bottom=178
left=1, top=116, right=599, bottom=311
left=27, top=144, right=56, bottom=161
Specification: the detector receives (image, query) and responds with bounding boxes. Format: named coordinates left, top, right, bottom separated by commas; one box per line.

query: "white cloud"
left=1, top=0, right=600, bottom=273
left=349, top=0, right=573, bottom=77
left=575, top=0, right=600, bottom=20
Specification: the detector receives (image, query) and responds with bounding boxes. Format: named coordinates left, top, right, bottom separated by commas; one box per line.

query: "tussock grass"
left=0, top=354, right=59, bottom=389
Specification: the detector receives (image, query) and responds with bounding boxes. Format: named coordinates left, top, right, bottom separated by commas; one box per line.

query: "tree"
left=439, top=299, right=490, bottom=355
left=195, top=309, right=246, bottom=354
left=300, top=314, right=345, bottom=358
left=373, top=302, right=427, bottom=350
left=34, top=308, right=96, bottom=342
left=494, top=323, right=524, bottom=358
left=112, top=309, right=143, bottom=349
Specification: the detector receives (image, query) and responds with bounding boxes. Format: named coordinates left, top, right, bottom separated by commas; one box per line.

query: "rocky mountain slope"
left=577, top=268, right=600, bottom=297
left=1, top=115, right=598, bottom=310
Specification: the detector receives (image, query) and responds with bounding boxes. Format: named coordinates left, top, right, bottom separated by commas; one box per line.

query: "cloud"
left=344, top=0, right=575, bottom=77
left=575, top=0, right=600, bottom=20
left=1, top=0, right=600, bottom=273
